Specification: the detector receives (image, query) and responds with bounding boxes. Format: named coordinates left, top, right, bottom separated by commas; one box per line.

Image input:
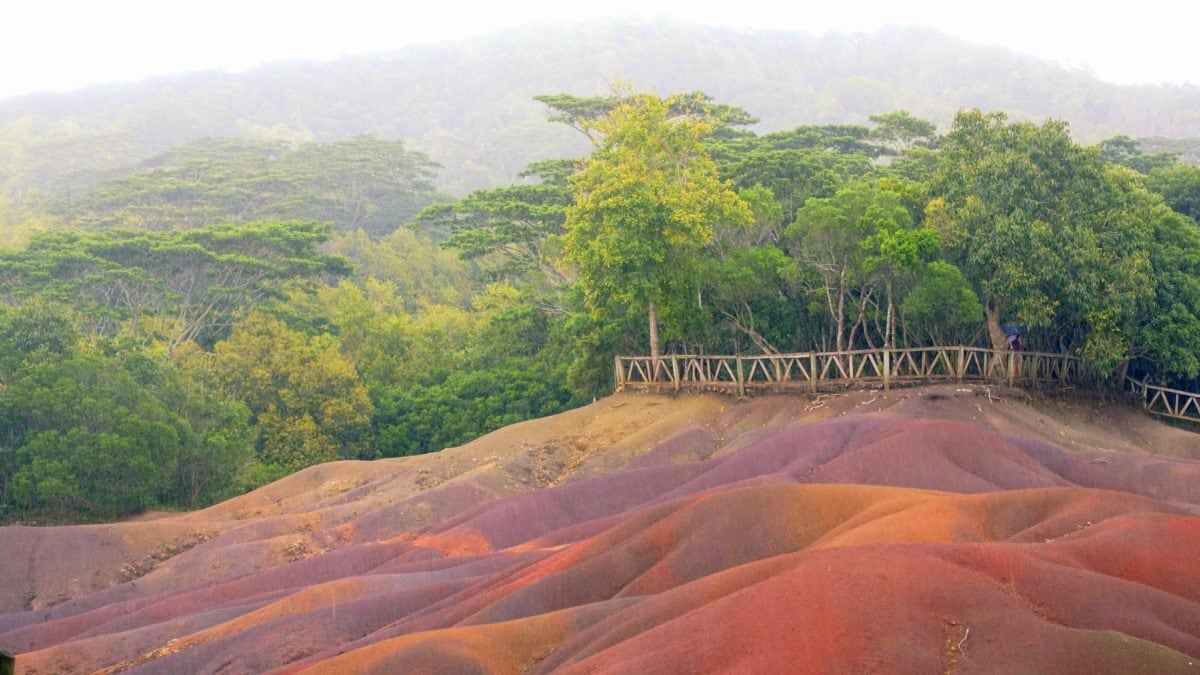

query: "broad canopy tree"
left=927, top=110, right=1200, bottom=380
left=0, top=220, right=349, bottom=354
left=785, top=180, right=941, bottom=352
left=930, top=110, right=1151, bottom=359
left=561, top=90, right=752, bottom=363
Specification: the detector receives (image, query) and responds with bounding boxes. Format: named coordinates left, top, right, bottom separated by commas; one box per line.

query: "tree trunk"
left=648, top=300, right=660, bottom=367
left=721, top=308, right=780, bottom=355
left=835, top=287, right=847, bottom=353
left=1115, top=359, right=1129, bottom=390
left=885, top=281, right=895, bottom=348
left=984, top=297, right=1007, bottom=351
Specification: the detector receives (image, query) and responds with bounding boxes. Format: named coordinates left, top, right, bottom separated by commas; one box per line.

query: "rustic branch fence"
left=615, top=346, right=1200, bottom=425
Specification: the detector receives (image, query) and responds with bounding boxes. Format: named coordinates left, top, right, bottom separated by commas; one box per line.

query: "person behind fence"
left=1007, top=332, right=1020, bottom=351
left=1003, top=323, right=1025, bottom=352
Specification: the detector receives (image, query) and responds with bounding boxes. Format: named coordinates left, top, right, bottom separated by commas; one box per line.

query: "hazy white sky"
left=3, top=1, right=1197, bottom=101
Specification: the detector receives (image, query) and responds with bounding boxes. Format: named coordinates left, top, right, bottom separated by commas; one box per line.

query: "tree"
left=563, top=90, right=751, bottom=363
left=210, top=313, right=374, bottom=472
left=1146, top=162, right=1200, bottom=223
left=930, top=111, right=1106, bottom=351
left=415, top=180, right=570, bottom=284
left=713, top=127, right=876, bottom=225
left=705, top=244, right=800, bottom=354
left=0, top=221, right=350, bottom=354
left=59, top=136, right=444, bottom=236
left=785, top=181, right=917, bottom=352
left=327, top=227, right=473, bottom=312
left=0, top=298, right=80, bottom=378
left=0, top=347, right=253, bottom=522
left=1097, top=135, right=1178, bottom=174
left=868, top=111, right=938, bottom=155
left=930, top=111, right=1166, bottom=375
left=901, top=261, right=983, bottom=345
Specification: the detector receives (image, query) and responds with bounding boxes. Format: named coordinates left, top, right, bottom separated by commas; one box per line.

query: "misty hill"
left=3, top=19, right=1200, bottom=199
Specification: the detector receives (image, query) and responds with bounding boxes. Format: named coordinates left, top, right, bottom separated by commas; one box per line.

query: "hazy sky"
left=4, top=1, right=1197, bottom=101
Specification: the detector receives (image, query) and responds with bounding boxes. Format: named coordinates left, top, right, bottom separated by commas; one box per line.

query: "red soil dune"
left=2, top=385, right=1199, bottom=673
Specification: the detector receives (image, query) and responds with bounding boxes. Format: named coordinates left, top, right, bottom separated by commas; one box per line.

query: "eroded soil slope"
left=2, top=385, right=1198, bottom=673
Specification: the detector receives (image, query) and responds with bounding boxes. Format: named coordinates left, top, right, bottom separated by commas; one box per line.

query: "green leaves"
left=0, top=346, right=253, bottom=522
left=210, top=313, right=374, bottom=471
left=416, top=181, right=570, bottom=284
left=58, top=136, right=443, bottom=237
left=927, top=109, right=1200, bottom=380
left=0, top=220, right=347, bottom=352
left=902, top=261, right=983, bottom=342
left=564, top=90, right=751, bottom=326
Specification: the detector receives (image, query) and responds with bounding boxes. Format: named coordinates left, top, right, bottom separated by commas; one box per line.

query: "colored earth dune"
left=2, top=385, right=1199, bottom=673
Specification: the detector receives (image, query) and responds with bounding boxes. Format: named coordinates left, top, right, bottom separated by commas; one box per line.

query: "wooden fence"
left=1127, top=378, right=1200, bottom=424
left=615, top=346, right=1200, bottom=425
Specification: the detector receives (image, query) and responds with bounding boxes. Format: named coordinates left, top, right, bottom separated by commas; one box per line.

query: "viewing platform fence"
left=615, top=346, right=1199, bottom=425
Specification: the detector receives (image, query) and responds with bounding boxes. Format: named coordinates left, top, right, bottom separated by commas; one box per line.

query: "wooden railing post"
left=882, top=348, right=891, bottom=392
left=736, top=356, right=746, bottom=398
left=810, top=353, right=818, bottom=394
left=1007, top=352, right=1015, bottom=388
left=957, top=347, right=965, bottom=381
left=614, top=356, right=624, bottom=392
left=671, top=354, right=680, bottom=394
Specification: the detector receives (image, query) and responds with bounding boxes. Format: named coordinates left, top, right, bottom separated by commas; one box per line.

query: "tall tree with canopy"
left=786, top=180, right=934, bottom=351
left=0, top=220, right=349, bottom=354
left=930, top=110, right=1161, bottom=374
left=931, top=111, right=1129, bottom=353
left=562, top=89, right=751, bottom=363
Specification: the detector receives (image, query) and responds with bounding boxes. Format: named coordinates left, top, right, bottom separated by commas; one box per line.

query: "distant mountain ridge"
left=2, top=19, right=1199, bottom=197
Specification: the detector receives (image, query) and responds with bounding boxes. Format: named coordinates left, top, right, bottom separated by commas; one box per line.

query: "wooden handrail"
left=615, top=347, right=1198, bottom=425
left=1127, top=377, right=1200, bottom=423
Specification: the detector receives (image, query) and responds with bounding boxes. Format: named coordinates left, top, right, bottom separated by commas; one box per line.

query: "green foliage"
left=327, top=228, right=473, bottom=311
left=705, top=244, right=810, bottom=354
left=785, top=181, right=918, bottom=350
left=415, top=181, right=570, bottom=284
left=372, top=286, right=582, bottom=456
left=1097, top=136, right=1178, bottom=174
left=0, top=343, right=253, bottom=522
left=536, top=90, right=756, bottom=143
left=719, top=144, right=875, bottom=225
left=1145, top=163, right=1200, bottom=223
left=902, top=261, right=983, bottom=343
left=57, top=136, right=443, bottom=236
left=0, top=298, right=80, bottom=375
left=210, top=313, right=375, bottom=472
left=564, top=89, right=752, bottom=352
left=1121, top=182, right=1200, bottom=379
left=868, top=111, right=938, bottom=155
left=0, top=220, right=348, bottom=352
left=375, top=362, right=576, bottom=456
left=931, top=110, right=1151, bottom=359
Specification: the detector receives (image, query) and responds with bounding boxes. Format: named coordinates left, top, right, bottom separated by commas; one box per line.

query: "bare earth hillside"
left=1, top=384, right=1198, bottom=673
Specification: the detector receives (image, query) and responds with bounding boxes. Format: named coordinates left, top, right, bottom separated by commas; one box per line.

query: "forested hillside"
left=2, top=17, right=1200, bottom=526
left=3, top=19, right=1200, bottom=201
left=2, top=82, right=1199, bottom=525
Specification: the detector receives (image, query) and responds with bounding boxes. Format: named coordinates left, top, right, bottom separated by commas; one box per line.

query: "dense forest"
left=3, top=20, right=1200, bottom=202
left=1, top=84, right=1199, bottom=524
left=2, top=21, right=1200, bottom=524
